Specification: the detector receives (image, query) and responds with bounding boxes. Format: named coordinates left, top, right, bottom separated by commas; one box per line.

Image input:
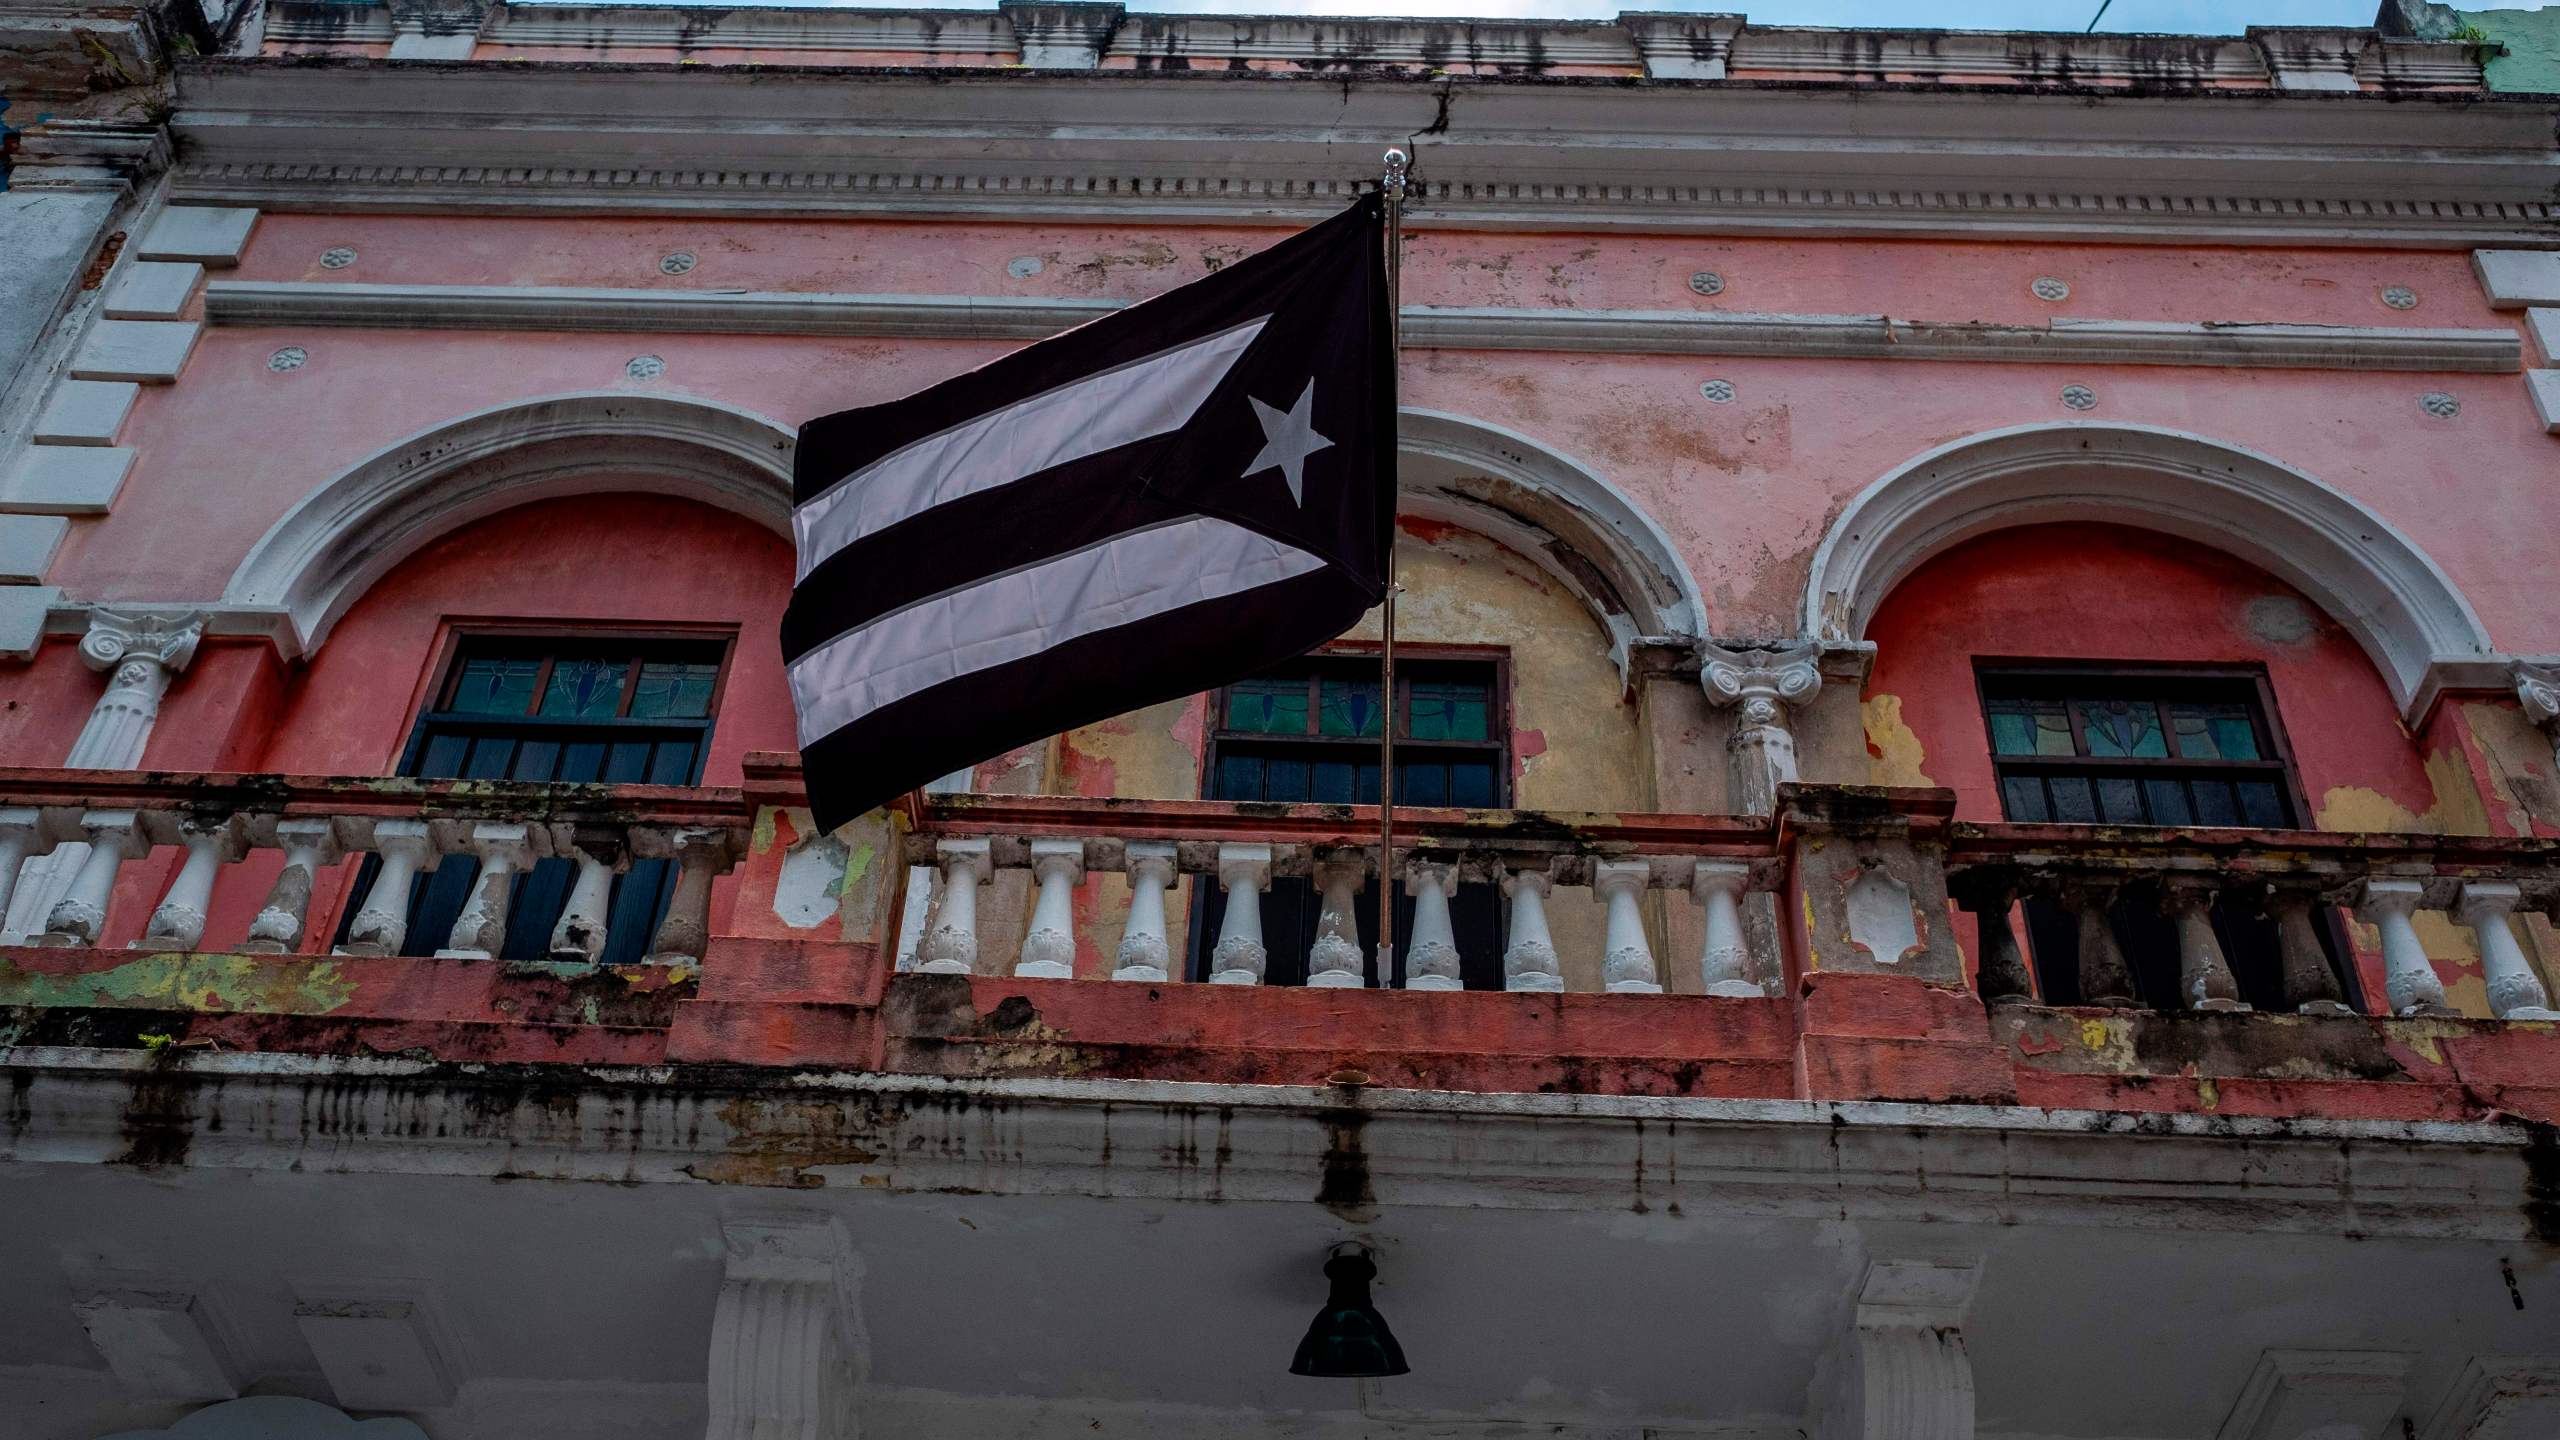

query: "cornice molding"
left=198, top=280, right=2527, bottom=373
left=165, top=61, right=2560, bottom=246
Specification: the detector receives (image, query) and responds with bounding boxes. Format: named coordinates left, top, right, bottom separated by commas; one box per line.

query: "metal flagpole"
left=1376, top=147, right=1407, bottom=982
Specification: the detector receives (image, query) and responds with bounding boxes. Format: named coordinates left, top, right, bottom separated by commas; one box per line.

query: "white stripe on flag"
left=788, top=517, right=1326, bottom=748
left=792, top=317, right=1270, bottom=583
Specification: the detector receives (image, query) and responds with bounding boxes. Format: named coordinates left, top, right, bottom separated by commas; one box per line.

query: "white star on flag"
left=1244, top=379, right=1333, bottom=505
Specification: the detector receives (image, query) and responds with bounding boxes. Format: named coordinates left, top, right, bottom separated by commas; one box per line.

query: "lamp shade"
left=1288, top=1249, right=1409, bottom=1378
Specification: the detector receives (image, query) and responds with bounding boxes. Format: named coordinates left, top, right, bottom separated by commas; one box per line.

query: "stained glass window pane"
left=1449, top=763, right=1496, bottom=807
left=1311, top=762, right=1355, bottom=804
left=2209, top=713, right=2261, bottom=761
left=2001, top=776, right=2049, bottom=821
left=539, top=658, right=628, bottom=718
left=2081, top=700, right=2166, bottom=758
left=2032, top=710, right=2075, bottom=757
left=1402, top=763, right=1449, bottom=806
left=450, top=657, right=541, bottom=715
left=1264, top=757, right=1311, bottom=801
left=1318, top=678, right=1384, bottom=737
left=1408, top=681, right=1490, bottom=742
left=2193, top=781, right=2239, bottom=827
left=1217, top=755, right=1263, bottom=800
left=1224, top=680, right=1309, bottom=735
left=2142, top=778, right=2192, bottom=826
left=1988, top=709, right=2037, bottom=756
left=2097, top=777, right=2144, bottom=823
left=2237, top=781, right=2287, bottom=828
left=2050, top=777, right=2097, bottom=823
left=632, top=661, right=718, bottom=719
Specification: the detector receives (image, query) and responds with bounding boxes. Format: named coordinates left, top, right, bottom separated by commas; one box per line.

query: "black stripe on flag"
left=785, top=195, right=1393, bottom=832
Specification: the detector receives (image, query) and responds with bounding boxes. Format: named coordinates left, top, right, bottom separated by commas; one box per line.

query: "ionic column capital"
left=78, top=607, right=205, bottom=677
left=1698, top=638, right=1824, bottom=729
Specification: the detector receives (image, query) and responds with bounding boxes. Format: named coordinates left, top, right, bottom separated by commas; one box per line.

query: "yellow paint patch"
left=2312, top=745, right=2492, bottom=837
left=1861, top=693, right=1933, bottom=788
left=2195, top=1075, right=2219, bottom=1110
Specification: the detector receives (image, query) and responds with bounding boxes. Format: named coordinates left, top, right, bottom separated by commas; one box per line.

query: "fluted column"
left=916, top=838, right=992, bottom=975
left=438, top=822, right=533, bottom=959
left=1403, top=861, right=1462, bottom=991
left=1692, top=859, right=1759, bottom=997
left=1206, top=844, right=1272, bottom=985
left=1014, top=838, right=1083, bottom=979
left=2160, top=877, right=2248, bottom=1012
left=141, top=818, right=239, bottom=950
left=2456, top=881, right=2560, bottom=1020
left=1501, top=868, right=1562, bottom=992
left=344, top=820, right=436, bottom=956
left=1111, top=842, right=1175, bottom=982
left=2357, top=878, right=2454, bottom=1017
left=1592, top=859, right=1663, bottom=994
left=707, top=1216, right=861, bottom=1440
left=1305, top=855, right=1368, bottom=989
left=3, top=609, right=203, bottom=941
left=0, top=808, right=53, bottom=933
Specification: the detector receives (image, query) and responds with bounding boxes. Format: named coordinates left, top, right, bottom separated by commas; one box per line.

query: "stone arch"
left=1397, top=408, right=1709, bottom=659
left=1802, top=422, right=2493, bottom=715
left=225, top=391, right=797, bottom=653
left=230, top=394, right=1706, bottom=662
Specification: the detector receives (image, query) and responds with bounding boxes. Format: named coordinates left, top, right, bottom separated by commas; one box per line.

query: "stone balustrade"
left=1945, top=821, right=2560, bottom=1021
left=895, top=791, right=1786, bottom=994
left=0, top=768, right=750, bottom=964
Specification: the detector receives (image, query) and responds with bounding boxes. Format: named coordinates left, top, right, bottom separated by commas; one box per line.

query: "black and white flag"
left=784, top=196, right=1395, bottom=831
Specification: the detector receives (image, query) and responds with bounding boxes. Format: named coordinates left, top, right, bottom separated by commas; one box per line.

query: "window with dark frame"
left=1975, top=662, right=2359, bottom=1012
left=337, top=632, right=732, bottom=967
left=1195, top=652, right=1511, bottom=988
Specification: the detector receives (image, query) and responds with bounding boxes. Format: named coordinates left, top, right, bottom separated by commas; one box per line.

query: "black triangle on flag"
left=783, top=196, right=1395, bottom=832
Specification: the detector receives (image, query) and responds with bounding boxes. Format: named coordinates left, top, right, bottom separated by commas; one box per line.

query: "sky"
left=1102, top=0, right=2553, bottom=25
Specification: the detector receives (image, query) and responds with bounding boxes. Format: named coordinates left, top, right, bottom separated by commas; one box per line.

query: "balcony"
left=0, top=759, right=2552, bottom=1124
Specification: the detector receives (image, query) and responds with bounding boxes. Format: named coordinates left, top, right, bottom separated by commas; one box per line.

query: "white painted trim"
left=1397, top=408, right=1709, bottom=657
left=1802, top=422, right=2495, bottom=720
left=199, top=282, right=2527, bottom=373
left=222, top=392, right=799, bottom=654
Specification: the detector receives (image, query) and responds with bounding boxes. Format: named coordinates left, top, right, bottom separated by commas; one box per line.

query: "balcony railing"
left=0, top=769, right=750, bottom=964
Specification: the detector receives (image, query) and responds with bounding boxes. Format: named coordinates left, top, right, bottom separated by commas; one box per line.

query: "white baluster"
left=140, top=819, right=237, bottom=950
left=438, top=822, right=534, bottom=959
left=1692, top=859, right=1759, bottom=997
left=2358, top=878, right=2452, bottom=1017
left=0, top=807, right=55, bottom=936
left=37, top=810, right=142, bottom=947
left=243, top=817, right=341, bottom=954
left=2455, top=881, right=2560, bottom=1020
left=1593, top=859, right=1663, bottom=994
left=1016, top=838, right=1084, bottom=979
left=1112, top=841, right=1176, bottom=982
left=343, top=819, right=436, bottom=956
left=917, top=838, right=991, bottom=975
left=1501, top=869, right=1563, bottom=992
left=644, top=827, right=733, bottom=965
left=549, top=834, right=623, bottom=963
left=1403, top=861, right=1462, bottom=991
left=1207, top=843, right=1272, bottom=986
left=1306, top=856, right=1368, bottom=988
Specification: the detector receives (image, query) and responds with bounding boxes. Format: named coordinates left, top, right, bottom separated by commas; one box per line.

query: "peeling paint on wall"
left=1860, top=693, right=1933, bottom=788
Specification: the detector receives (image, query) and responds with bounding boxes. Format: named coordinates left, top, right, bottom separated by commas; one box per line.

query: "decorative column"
left=2356, top=878, right=2455, bottom=1017
left=343, top=820, right=435, bottom=956
left=35, top=810, right=142, bottom=946
left=1305, top=855, right=1368, bottom=989
left=1206, top=844, right=1272, bottom=986
left=1111, top=841, right=1176, bottom=982
left=1501, top=868, right=1563, bottom=992
left=2455, top=881, right=2560, bottom=1020
left=0, top=808, right=55, bottom=934
left=545, top=831, right=625, bottom=963
left=1811, top=1260, right=1980, bottom=1440
left=436, top=822, right=532, bottom=959
left=1592, top=859, right=1663, bottom=993
left=2058, top=880, right=2138, bottom=1008
left=1691, top=859, right=1759, bottom=997
left=916, top=839, right=992, bottom=975
left=243, top=818, right=342, bottom=954
left=1014, top=838, right=1083, bottom=979
left=2517, top=662, right=2560, bottom=803
left=643, top=827, right=736, bottom=966
left=1698, top=639, right=1823, bottom=817
left=2160, top=877, right=2248, bottom=1012
left=1948, top=868, right=2035, bottom=1005
left=1402, top=861, right=1462, bottom=991
left=3, top=609, right=203, bottom=941
left=707, top=1215, right=863, bottom=1440
left=140, top=818, right=240, bottom=950
left=2264, top=883, right=2351, bottom=1015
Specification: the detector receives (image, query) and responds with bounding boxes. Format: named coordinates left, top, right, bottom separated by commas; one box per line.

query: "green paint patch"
left=0, top=952, right=358, bottom=1015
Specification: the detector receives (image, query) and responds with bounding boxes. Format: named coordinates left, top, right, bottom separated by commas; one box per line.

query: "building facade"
left=3, top=3, right=2560, bottom=1437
